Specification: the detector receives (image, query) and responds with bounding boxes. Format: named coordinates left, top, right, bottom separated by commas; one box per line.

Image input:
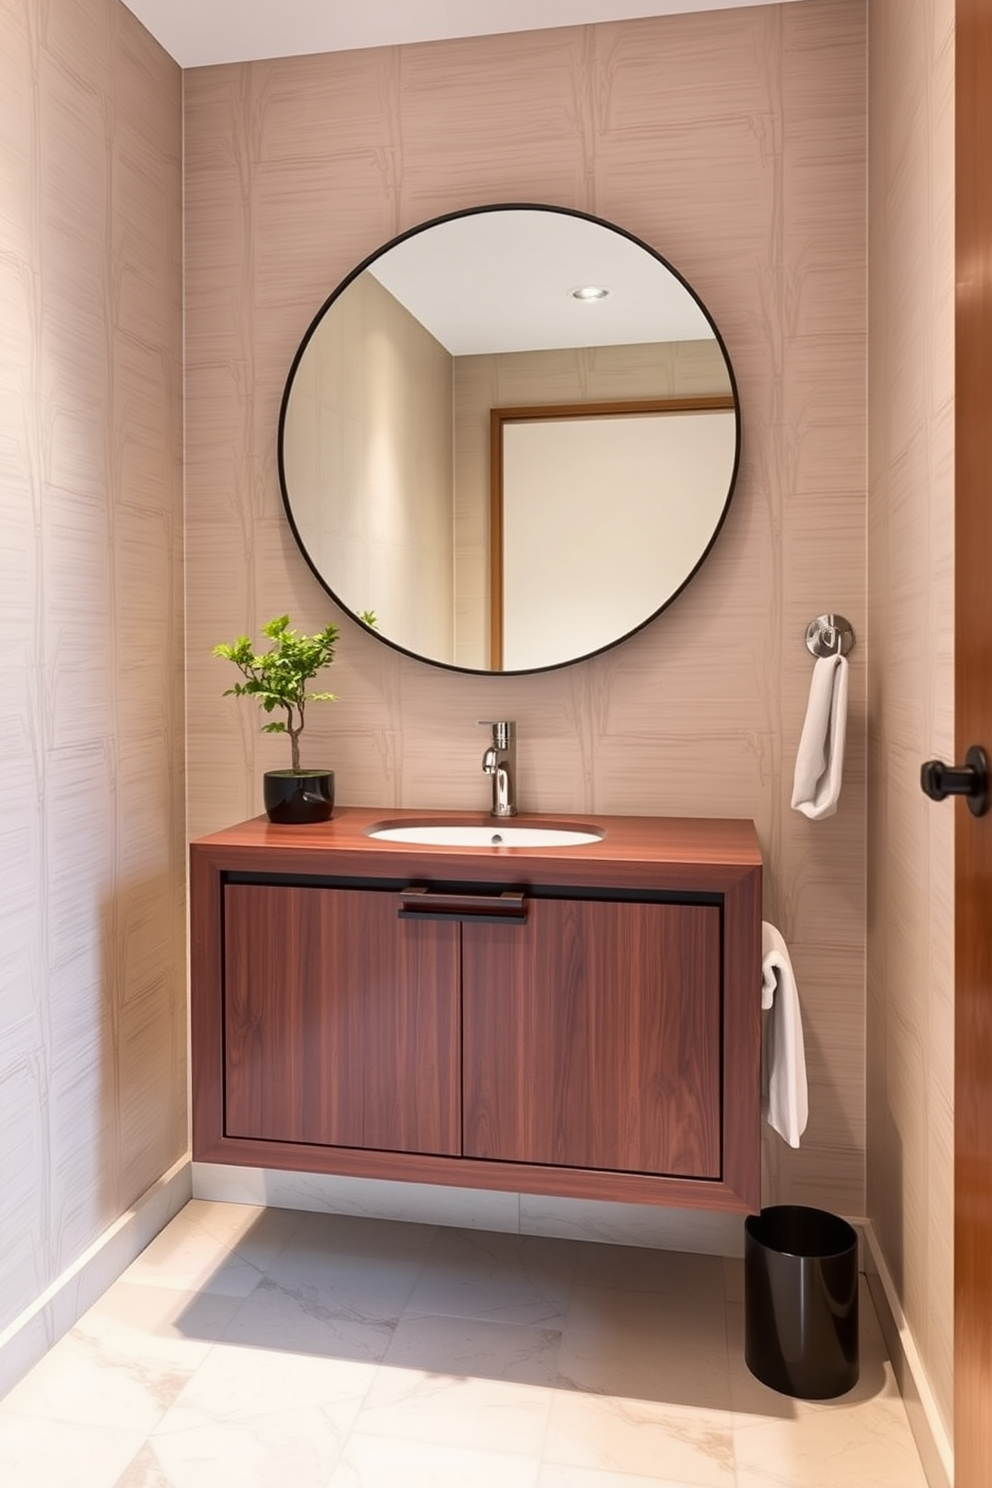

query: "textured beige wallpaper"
left=0, top=0, right=185, bottom=1333
left=867, top=0, right=955, bottom=1439
left=185, top=1, right=867, bottom=1214
left=285, top=270, right=454, bottom=658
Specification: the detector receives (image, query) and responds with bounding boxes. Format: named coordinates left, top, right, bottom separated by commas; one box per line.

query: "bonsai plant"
left=214, top=614, right=340, bottom=823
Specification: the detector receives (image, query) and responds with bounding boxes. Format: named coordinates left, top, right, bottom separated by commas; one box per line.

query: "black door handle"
left=920, top=745, right=990, bottom=816
left=397, top=886, right=528, bottom=923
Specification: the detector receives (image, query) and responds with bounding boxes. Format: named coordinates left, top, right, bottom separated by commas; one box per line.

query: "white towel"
left=791, top=653, right=849, bottom=819
left=761, top=922, right=809, bottom=1148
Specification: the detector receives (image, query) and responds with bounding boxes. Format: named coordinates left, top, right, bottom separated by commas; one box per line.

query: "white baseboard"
left=191, top=1162, right=748, bottom=1255
left=0, top=1156, right=192, bottom=1401
left=861, top=1218, right=953, bottom=1488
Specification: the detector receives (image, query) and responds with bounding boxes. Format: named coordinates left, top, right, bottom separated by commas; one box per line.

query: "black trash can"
left=744, top=1204, right=859, bottom=1399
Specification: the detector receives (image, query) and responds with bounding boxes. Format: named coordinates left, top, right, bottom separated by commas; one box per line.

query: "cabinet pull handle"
left=398, top=887, right=527, bottom=923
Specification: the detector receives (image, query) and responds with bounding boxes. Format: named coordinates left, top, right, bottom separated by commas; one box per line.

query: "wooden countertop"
left=190, top=806, right=761, bottom=894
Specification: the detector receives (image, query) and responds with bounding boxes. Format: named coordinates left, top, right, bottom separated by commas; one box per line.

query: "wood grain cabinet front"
left=223, top=883, right=462, bottom=1155
left=462, top=897, right=722, bottom=1178
left=190, top=809, right=762, bottom=1212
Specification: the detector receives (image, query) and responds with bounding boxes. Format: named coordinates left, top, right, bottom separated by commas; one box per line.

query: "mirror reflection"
left=279, top=205, right=740, bottom=674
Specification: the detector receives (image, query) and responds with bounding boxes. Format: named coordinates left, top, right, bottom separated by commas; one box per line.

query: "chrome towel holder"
left=805, top=614, right=855, bottom=659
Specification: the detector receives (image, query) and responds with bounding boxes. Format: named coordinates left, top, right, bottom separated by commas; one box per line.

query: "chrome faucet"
left=479, top=720, right=517, bottom=817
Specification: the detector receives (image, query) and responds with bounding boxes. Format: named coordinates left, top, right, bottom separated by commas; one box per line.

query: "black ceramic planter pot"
left=263, top=769, right=334, bottom=825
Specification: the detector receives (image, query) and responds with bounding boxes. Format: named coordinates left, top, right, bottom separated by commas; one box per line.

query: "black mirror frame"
left=277, top=201, right=742, bottom=676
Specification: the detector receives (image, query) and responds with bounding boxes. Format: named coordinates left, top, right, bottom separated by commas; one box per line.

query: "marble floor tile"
left=733, top=1394, right=931, bottom=1488
left=722, top=1255, right=745, bottom=1304
left=159, top=1339, right=377, bottom=1422
left=1, top=1285, right=241, bottom=1436
left=559, top=1284, right=731, bottom=1407
left=0, top=1411, right=146, bottom=1488
left=217, top=1276, right=398, bottom=1363
left=257, top=1210, right=435, bottom=1324
left=0, top=1327, right=193, bottom=1440
left=81, top=1281, right=244, bottom=1360
left=558, top=1330, right=731, bottom=1413
left=125, top=1402, right=353, bottom=1488
left=325, top=1432, right=542, bottom=1487
left=114, top=1442, right=175, bottom=1487
left=382, top=1311, right=562, bottom=1387
left=120, top=1201, right=304, bottom=1299
left=543, top=1388, right=737, bottom=1487
left=538, top=1468, right=720, bottom=1488
left=0, top=1201, right=932, bottom=1488
left=404, top=1227, right=576, bottom=1327
left=572, top=1243, right=726, bottom=1300
left=132, top=1343, right=373, bottom=1486
left=565, top=1276, right=729, bottom=1344
left=278, top=1209, right=438, bottom=1269
left=351, top=1362, right=555, bottom=1456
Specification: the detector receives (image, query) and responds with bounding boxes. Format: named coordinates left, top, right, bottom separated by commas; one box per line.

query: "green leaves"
left=213, top=614, right=340, bottom=773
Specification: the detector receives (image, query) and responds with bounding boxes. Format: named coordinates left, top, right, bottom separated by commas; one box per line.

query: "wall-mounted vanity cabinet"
left=190, top=809, right=762, bottom=1213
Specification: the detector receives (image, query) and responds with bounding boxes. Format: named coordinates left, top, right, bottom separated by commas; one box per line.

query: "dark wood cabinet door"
left=223, top=883, right=461, bottom=1155
left=462, top=898, right=722, bottom=1177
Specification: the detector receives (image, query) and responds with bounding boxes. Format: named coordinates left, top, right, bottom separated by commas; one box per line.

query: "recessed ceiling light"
left=570, top=285, right=611, bottom=301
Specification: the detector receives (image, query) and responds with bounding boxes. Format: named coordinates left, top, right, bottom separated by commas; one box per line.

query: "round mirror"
left=278, top=204, right=740, bottom=675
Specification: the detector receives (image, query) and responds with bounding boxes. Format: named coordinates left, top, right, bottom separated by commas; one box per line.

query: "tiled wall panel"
left=0, top=0, right=185, bottom=1334
left=185, top=1, right=867, bottom=1213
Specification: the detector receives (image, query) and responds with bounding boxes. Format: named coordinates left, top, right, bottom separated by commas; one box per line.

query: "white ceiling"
left=119, top=0, right=806, bottom=69
left=366, top=209, right=713, bottom=355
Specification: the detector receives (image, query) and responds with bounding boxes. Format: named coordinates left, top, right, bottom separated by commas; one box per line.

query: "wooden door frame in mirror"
left=489, top=395, right=737, bottom=670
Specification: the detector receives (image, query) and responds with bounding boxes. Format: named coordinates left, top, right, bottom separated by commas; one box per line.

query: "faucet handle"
left=478, top=720, right=515, bottom=746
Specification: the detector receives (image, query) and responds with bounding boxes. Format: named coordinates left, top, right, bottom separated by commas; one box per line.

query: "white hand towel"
left=761, top=921, right=809, bottom=1148
left=791, top=653, right=849, bottom=819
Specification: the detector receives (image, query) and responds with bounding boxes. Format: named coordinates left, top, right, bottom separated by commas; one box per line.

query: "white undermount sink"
left=367, top=821, right=604, bottom=849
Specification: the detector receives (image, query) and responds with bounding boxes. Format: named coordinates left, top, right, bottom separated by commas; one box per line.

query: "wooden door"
left=223, top=883, right=461, bottom=1155
left=462, top=897, right=722, bottom=1177
left=955, top=5, right=992, bottom=1483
